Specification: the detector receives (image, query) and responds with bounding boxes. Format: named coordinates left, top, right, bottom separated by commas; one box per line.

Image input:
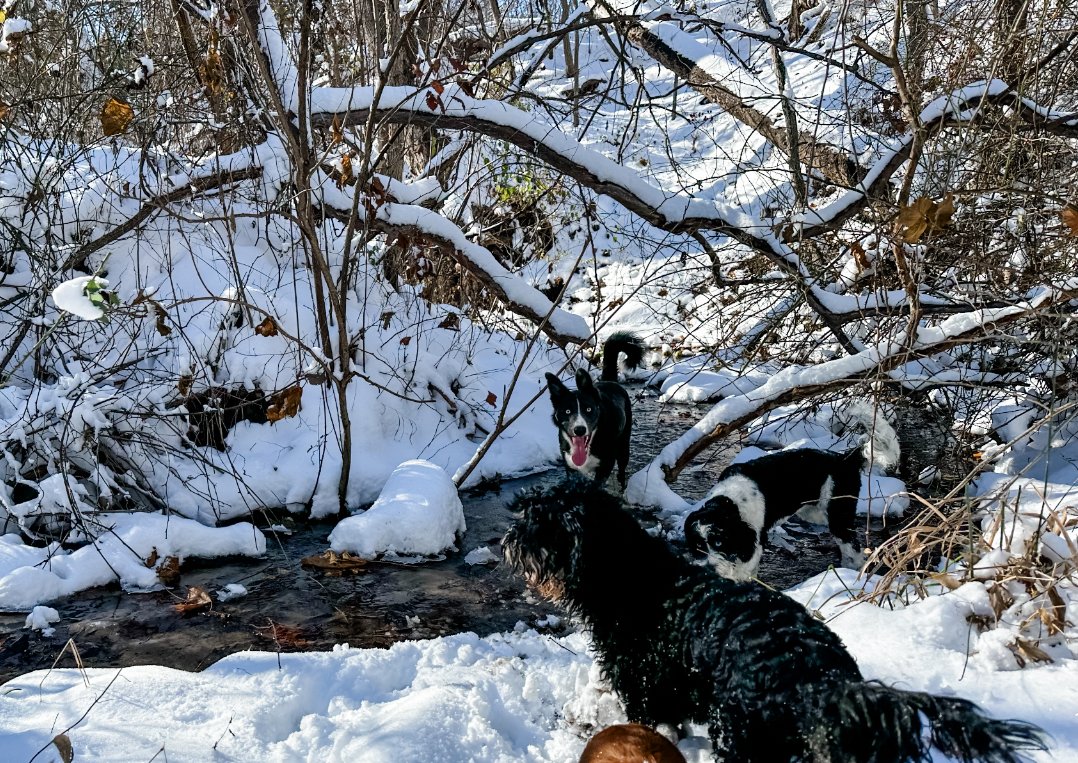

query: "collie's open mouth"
left=569, top=434, right=592, bottom=466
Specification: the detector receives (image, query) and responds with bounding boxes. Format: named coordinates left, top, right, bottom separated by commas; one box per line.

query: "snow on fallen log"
left=0, top=514, right=266, bottom=611
left=328, top=460, right=466, bottom=562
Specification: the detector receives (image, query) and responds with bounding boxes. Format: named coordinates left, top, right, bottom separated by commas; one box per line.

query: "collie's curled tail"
left=601, top=332, right=644, bottom=382
left=809, top=679, right=1047, bottom=763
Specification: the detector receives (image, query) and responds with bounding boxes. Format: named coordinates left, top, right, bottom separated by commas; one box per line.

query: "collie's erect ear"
left=575, top=368, right=595, bottom=390
left=545, top=372, right=568, bottom=398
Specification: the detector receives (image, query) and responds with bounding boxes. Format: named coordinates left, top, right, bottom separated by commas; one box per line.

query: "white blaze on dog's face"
left=711, top=475, right=766, bottom=533
left=707, top=545, right=763, bottom=582
left=562, top=399, right=601, bottom=475
left=686, top=476, right=768, bottom=580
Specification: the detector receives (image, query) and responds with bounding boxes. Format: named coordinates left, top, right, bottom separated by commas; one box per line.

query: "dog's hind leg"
left=829, top=488, right=865, bottom=571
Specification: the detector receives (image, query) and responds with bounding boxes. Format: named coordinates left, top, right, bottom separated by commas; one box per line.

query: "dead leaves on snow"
left=146, top=547, right=182, bottom=587
left=1007, top=637, right=1054, bottom=667
left=254, top=316, right=280, bottom=337
left=51, top=734, right=74, bottom=763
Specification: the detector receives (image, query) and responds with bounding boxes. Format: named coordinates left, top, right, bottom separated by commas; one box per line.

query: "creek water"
left=0, top=388, right=911, bottom=682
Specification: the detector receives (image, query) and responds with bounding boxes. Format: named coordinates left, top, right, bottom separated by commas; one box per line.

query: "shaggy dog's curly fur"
left=503, top=483, right=1046, bottom=763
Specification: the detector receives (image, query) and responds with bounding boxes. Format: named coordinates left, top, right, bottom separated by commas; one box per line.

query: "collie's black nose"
left=573, top=425, right=587, bottom=436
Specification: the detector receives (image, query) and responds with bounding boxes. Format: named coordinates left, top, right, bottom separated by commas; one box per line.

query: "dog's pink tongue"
left=570, top=436, right=589, bottom=466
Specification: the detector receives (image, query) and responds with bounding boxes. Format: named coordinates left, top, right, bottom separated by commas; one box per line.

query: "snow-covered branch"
left=306, top=84, right=867, bottom=350
left=317, top=186, right=591, bottom=345
left=800, top=80, right=1072, bottom=235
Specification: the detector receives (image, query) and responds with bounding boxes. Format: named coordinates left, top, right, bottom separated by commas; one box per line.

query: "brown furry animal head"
left=579, top=724, right=686, bottom=763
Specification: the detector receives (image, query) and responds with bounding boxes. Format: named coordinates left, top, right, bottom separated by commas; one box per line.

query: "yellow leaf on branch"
left=101, top=98, right=134, bottom=136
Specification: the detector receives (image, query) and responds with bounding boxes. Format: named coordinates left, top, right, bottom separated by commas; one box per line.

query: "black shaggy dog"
left=503, top=484, right=1046, bottom=763
left=545, top=332, right=644, bottom=487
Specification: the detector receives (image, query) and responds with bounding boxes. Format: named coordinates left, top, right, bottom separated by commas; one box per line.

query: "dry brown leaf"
left=1007, top=637, right=1053, bottom=667
left=101, top=98, right=134, bottom=136
left=52, top=734, right=74, bottom=763
left=178, top=374, right=194, bottom=396
left=300, top=549, right=368, bottom=574
left=155, top=305, right=171, bottom=336
left=987, top=583, right=1013, bottom=619
left=485, top=391, right=497, bottom=407
left=425, top=92, right=440, bottom=111
left=1045, top=586, right=1068, bottom=635
left=431, top=79, right=445, bottom=96
left=399, top=336, right=411, bottom=346
left=157, top=555, right=181, bottom=587
left=437, top=312, right=460, bottom=331
left=267, top=385, right=303, bottom=422
left=337, top=153, right=353, bottom=189
left=929, top=571, right=963, bottom=590
left=934, top=193, right=956, bottom=228
left=200, top=48, right=225, bottom=95
left=254, top=316, right=279, bottom=337
left=850, top=242, right=871, bottom=273
left=174, top=586, right=211, bottom=614
left=145, top=547, right=159, bottom=568
left=896, top=197, right=934, bottom=243
left=775, top=223, right=797, bottom=243
left=1062, top=204, right=1078, bottom=236
left=330, top=115, right=344, bottom=146
left=0, top=102, right=10, bottom=121
left=896, top=194, right=956, bottom=243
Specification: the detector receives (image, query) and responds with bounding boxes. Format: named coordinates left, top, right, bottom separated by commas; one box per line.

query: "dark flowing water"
left=0, top=389, right=904, bottom=682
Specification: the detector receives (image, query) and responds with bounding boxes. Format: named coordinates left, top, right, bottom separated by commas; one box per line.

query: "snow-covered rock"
left=329, top=460, right=465, bottom=561
left=24, top=605, right=59, bottom=636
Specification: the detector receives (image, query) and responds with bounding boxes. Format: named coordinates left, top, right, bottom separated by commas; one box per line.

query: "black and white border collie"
left=545, top=332, right=644, bottom=487
left=684, top=402, right=900, bottom=580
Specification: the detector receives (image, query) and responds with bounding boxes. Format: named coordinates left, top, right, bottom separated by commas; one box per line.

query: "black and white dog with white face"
left=684, top=402, right=900, bottom=580
left=545, top=332, right=643, bottom=488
